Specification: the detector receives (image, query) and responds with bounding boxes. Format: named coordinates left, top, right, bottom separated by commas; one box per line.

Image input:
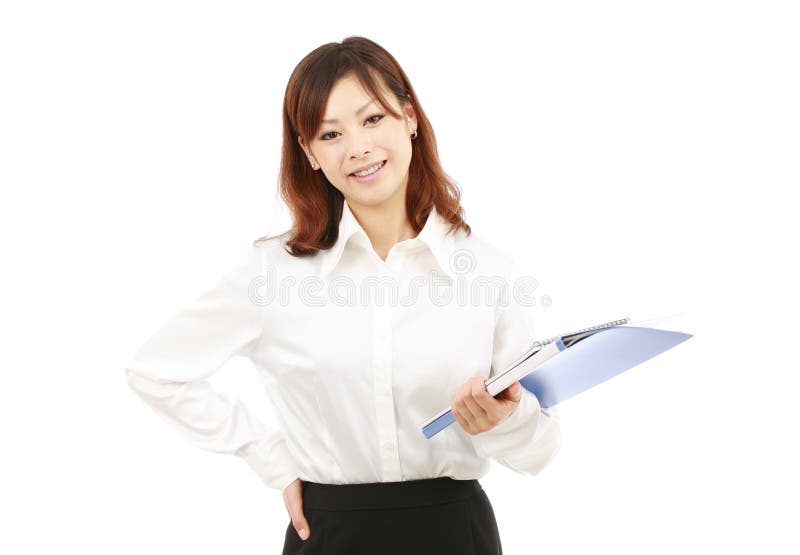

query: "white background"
left=2, top=1, right=798, bottom=553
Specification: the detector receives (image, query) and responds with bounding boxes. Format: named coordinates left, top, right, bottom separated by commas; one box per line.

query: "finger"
left=453, top=386, right=479, bottom=428
left=462, top=393, right=489, bottom=426
left=453, top=380, right=484, bottom=432
left=284, top=480, right=311, bottom=541
left=451, top=389, right=474, bottom=433
left=452, top=404, right=474, bottom=434
left=502, top=381, right=522, bottom=402
left=460, top=379, right=487, bottom=420
left=470, top=376, right=495, bottom=412
left=472, top=377, right=511, bottom=426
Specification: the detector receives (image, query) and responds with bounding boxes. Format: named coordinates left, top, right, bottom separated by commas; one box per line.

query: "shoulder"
left=247, top=229, right=321, bottom=280
left=249, top=229, right=295, bottom=262
left=252, top=228, right=292, bottom=251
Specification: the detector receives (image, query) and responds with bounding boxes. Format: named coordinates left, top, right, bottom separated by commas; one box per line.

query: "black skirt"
left=281, top=477, right=503, bottom=555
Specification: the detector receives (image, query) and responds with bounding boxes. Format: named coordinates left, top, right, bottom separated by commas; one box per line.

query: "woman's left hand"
left=451, top=376, right=522, bottom=435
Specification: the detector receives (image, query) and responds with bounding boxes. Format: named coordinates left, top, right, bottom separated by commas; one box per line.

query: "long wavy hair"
left=254, top=36, right=471, bottom=255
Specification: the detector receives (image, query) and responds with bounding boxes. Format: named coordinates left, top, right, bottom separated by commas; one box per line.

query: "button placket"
left=372, top=301, right=402, bottom=481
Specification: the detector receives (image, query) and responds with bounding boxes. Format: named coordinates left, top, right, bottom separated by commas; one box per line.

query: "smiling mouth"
left=349, top=160, right=387, bottom=177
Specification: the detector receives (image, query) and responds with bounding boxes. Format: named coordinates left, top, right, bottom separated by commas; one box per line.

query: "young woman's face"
left=299, top=73, right=417, bottom=214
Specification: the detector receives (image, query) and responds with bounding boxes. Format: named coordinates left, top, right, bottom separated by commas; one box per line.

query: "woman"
left=125, top=36, right=561, bottom=554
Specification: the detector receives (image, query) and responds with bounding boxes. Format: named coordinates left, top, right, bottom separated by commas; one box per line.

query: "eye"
left=319, top=114, right=385, bottom=141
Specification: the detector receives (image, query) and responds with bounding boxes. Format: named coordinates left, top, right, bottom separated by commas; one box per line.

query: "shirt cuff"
left=235, top=437, right=299, bottom=493
left=470, top=388, right=542, bottom=460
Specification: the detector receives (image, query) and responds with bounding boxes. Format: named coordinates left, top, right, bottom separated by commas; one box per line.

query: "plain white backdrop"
left=2, top=1, right=798, bottom=553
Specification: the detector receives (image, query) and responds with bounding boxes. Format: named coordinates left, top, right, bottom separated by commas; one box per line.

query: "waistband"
left=301, top=477, right=482, bottom=511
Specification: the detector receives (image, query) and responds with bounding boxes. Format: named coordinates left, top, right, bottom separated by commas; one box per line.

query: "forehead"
left=322, top=74, right=396, bottom=120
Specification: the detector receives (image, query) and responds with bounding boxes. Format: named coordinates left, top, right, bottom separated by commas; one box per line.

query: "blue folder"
left=421, top=323, right=693, bottom=439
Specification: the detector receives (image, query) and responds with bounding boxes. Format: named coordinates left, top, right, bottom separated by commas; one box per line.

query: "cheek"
left=380, top=132, right=410, bottom=161
left=394, top=140, right=413, bottom=168
left=314, top=150, right=342, bottom=173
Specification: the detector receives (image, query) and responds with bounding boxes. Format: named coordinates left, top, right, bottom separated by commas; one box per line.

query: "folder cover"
left=420, top=320, right=693, bottom=439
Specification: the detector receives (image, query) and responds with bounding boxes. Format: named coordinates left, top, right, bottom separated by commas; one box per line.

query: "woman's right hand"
left=282, top=478, right=311, bottom=541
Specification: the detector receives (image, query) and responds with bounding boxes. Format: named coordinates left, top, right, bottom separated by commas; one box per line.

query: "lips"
left=349, top=160, right=386, bottom=176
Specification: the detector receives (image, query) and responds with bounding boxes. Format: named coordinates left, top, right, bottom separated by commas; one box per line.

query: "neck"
left=347, top=197, right=418, bottom=261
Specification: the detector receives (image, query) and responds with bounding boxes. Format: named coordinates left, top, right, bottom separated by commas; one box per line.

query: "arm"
left=124, top=245, right=299, bottom=492
left=469, top=262, right=562, bottom=476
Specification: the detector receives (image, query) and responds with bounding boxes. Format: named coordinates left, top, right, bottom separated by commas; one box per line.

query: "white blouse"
left=125, top=201, right=561, bottom=493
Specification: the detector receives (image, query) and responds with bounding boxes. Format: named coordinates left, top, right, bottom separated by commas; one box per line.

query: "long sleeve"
left=124, top=245, right=299, bottom=493
left=469, top=262, right=562, bottom=476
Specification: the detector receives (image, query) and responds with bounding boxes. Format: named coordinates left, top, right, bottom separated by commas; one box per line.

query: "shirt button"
left=383, top=441, right=395, bottom=451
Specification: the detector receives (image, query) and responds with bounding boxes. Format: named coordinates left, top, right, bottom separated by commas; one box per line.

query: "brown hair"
left=254, top=36, right=471, bottom=255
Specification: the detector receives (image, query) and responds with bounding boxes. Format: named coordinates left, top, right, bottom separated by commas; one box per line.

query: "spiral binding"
left=528, top=317, right=631, bottom=350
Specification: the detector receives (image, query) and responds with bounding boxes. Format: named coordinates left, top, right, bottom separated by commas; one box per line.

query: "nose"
left=346, top=127, right=373, bottom=159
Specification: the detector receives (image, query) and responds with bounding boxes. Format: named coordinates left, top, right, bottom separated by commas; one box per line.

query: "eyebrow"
left=321, top=99, right=377, bottom=125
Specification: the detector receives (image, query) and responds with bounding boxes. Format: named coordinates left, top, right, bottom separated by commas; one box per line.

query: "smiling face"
left=298, top=72, right=417, bottom=215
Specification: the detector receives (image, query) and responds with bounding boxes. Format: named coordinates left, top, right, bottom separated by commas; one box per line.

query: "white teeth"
left=352, top=161, right=384, bottom=177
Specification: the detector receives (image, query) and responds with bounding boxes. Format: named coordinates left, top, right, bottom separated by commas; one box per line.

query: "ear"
left=403, top=102, right=417, bottom=125
left=297, top=135, right=310, bottom=158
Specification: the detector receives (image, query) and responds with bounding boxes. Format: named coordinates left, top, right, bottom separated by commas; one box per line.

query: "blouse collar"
left=320, top=199, right=457, bottom=281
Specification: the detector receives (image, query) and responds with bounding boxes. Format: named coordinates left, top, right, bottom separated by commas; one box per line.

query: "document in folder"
left=419, top=318, right=693, bottom=439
